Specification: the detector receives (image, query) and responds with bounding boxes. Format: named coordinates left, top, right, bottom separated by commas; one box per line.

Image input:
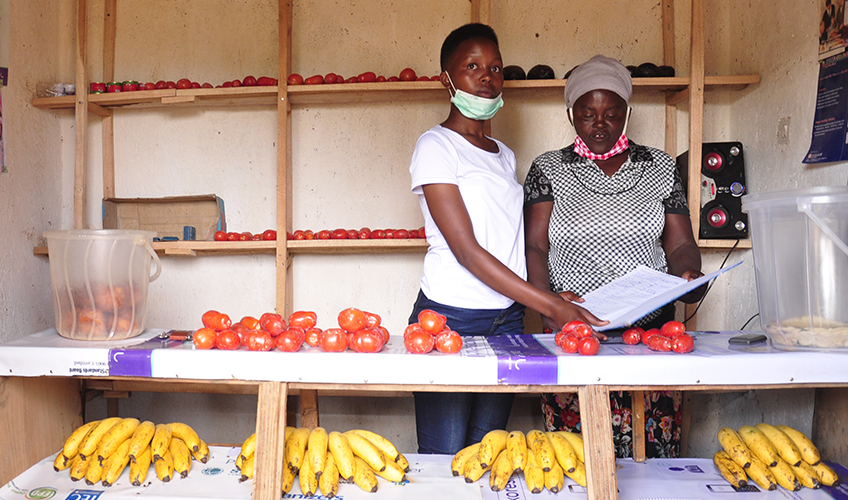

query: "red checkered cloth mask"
left=569, top=106, right=632, bottom=161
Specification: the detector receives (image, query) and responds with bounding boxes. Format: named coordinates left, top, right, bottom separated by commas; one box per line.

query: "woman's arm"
left=662, top=213, right=706, bottom=303
left=422, top=183, right=607, bottom=330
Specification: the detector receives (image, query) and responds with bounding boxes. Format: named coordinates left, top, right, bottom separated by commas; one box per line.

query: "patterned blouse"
left=524, top=142, right=688, bottom=325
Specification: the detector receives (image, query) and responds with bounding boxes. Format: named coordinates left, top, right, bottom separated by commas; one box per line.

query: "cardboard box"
left=102, top=194, right=226, bottom=241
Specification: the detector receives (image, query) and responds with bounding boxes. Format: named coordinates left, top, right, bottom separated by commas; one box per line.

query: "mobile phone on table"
left=728, top=333, right=767, bottom=345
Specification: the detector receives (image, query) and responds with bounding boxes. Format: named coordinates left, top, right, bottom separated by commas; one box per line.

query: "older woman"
left=523, top=54, right=704, bottom=458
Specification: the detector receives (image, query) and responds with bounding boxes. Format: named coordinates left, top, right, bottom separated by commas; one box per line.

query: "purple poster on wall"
left=805, top=53, right=848, bottom=163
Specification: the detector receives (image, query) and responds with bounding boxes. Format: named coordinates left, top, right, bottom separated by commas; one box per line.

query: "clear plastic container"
left=742, top=186, right=848, bottom=350
left=44, top=230, right=162, bottom=341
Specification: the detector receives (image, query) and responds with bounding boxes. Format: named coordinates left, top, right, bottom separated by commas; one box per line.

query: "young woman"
left=408, top=24, right=605, bottom=455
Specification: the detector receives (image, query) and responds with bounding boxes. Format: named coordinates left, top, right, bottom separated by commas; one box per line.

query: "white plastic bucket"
left=44, top=229, right=161, bottom=341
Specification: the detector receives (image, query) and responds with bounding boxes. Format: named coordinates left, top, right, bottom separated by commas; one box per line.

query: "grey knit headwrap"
left=564, top=55, right=632, bottom=108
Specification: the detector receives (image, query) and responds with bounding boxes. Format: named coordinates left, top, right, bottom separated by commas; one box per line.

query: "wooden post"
left=74, top=0, right=88, bottom=229
left=102, top=0, right=117, bottom=199
left=631, top=390, right=646, bottom=462
left=579, top=385, right=617, bottom=499
left=300, top=390, right=320, bottom=429
left=253, top=382, right=288, bottom=500
left=662, top=0, right=677, bottom=157
left=277, top=0, right=293, bottom=317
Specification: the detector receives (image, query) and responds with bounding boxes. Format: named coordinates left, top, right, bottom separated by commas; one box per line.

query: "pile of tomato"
left=621, top=320, right=694, bottom=353
left=554, top=321, right=601, bottom=356
left=402, top=310, right=463, bottom=354
left=214, top=229, right=276, bottom=242
left=288, top=68, right=438, bottom=85
left=286, top=227, right=425, bottom=240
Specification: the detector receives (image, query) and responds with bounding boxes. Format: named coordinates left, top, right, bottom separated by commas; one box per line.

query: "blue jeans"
left=409, top=290, right=523, bottom=454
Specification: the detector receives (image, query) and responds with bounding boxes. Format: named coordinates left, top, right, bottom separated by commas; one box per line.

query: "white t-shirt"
left=409, top=125, right=527, bottom=309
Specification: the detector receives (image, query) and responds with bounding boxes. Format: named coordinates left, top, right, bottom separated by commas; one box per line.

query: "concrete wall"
left=5, top=0, right=846, bottom=456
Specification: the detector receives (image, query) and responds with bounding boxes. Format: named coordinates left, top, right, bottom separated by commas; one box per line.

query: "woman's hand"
left=540, top=291, right=609, bottom=334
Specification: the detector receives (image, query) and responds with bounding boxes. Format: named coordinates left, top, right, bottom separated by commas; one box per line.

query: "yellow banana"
left=97, top=417, right=140, bottom=463
left=154, top=449, right=174, bottom=482
left=811, top=461, right=840, bottom=487
left=307, top=426, right=329, bottom=479
left=755, top=423, right=803, bottom=467
left=770, top=457, right=801, bottom=491
left=128, top=420, right=155, bottom=463
left=344, top=431, right=386, bottom=472
left=68, top=454, right=89, bottom=482
left=451, top=442, right=481, bottom=477
left=523, top=447, right=546, bottom=493
left=547, top=431, right=578, bottom=473
left=61, top=420, right=100, bottom=465
left=319, top=453, right=340, bottom=498
left=713, top=450, right=748, bottom=488
left=167, top=422, right=201, bottom=453
left=328, top=431, right=356, bottom=481
left=83, top=455, right=104, bottom=485
left=169, top=437, right=192, bottom=479
left=463, top=453, right=491, bottom=483
left=284, top=425, right=296, bottom=443
left=281, top=459, right=296, bottom=494
left=352, top=457, right=379, bottom=493
left=489, top=449, right=514, bottom=492
left=506, top=431, right=527, bottom=472
left=738, top=425, right=780, bottom=467
left=78, top=417, right=122, bottom=460
left=54, top=451, right=73, bottom=472
left=717, top=427, right=752, bottom=469
left=478, top=429, right=509, bottom=469
left=239, top=454, right=255, bottom=482
left=746, top=454, right=777, bottom=491
left=556, top=431, right=585, bottom=463
left=564, top=459, right=587, bottom=487
left=527, top=429, right=556, bottom=472
left=792, top=460, right=822, bottom=489
left=777, top=425, right=821, bottom=466
left=544, top=461, right=565, bottom=493
left=239, top=433, right=257, bottom=464
left=347, top=429, right=402, bottom=462
left=299, top=453, right=318, bottom=496
left=284, top=427, right=310, bottom=473
left=374, top=451, right=407, bottom=483
left=151, top=423, right=172, bottom=462
left=192, top=439, right=210, bottom=464
left=396, top=452, right=410, bottom=472
left=102, top=438, right=131, bottom=486
left=130, top=446, right=151, bottom=486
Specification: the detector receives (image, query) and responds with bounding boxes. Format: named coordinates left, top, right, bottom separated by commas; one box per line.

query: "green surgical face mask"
left=446, top=72, right=504, bottom=121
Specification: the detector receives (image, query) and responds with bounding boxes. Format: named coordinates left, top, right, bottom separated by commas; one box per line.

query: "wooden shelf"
left=696, top=238, right=752, bottom=249
left=32, top=74, right=760, bottom=110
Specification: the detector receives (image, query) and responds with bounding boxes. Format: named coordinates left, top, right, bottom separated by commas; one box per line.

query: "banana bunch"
left=714, top=424, right=839, bottom=491
left=237, top=427, right=408, bottom=498
left=55, top=418, right=208, bottom=486
left=451, top=429, right=586, bottom=492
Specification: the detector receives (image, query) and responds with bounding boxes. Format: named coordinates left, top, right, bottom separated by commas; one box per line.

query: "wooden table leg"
left=253, top=382, right=288, bottom=500
left=579, top=385, right=618, bottom=500
left=301, top=389, right=319, bottom=429
left=631, top=390, right=646, bottom=462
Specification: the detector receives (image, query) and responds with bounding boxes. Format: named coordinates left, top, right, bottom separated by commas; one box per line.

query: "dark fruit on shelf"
left=527, top=64, right=555, bottom=80
left=503, top=65, right=526, bottom=80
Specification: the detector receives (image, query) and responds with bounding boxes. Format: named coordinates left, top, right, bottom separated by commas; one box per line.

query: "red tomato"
left=371, top=229, right=385, bottom=239
left=143, top=82, right=156, bottom=90
left=622, top=328, right=644, bottom=345
left=243, top=75, right=257, bottom=86
left=215, top=329, right=240, bottom=350
left=214, top=230, right=228, bottom=241
left=232, top=79, right=243, bottom=87
left=560, top=334, right=579, bottom=354
left=239, top=232, right=253, bottom=241
left=572, top=323, right=594, bottom=339
left=338, top=307, right=366, bottom=332
left=193, top=327, right=217, bottom=349
left=287, top=74, right=304, bottom=85
left=201, top=82, right=213, bottom=88
left=404, top=329, right=435, bottom=354
left=176, top=78, right=191, bottom=89
left=251, top=234, right=262, bottom=241
left=376, top=326, right=390, bottom=344
left=435, top=330, right=463, bottom=354
left=293, top=230, right=305, bottom=240
left=351, top=328, right=384, bottom=353
left=227, top=232, right=240, bottom=241
left=416, top=75, right=430, bottom=81
left=305, top=74, right=325, bottom=85
left=346, top=229, right=358, bottom=239
left=399, top=68, right=417, bottom=81
left=408, top=229, right=419, bottom=239
left=191, top=82, right=201, bottom=88
left=578, top=337, right=600, bottom=356
left=275, top=330, right=304, bottom=352
left=647, top=335, right=673, bottom=352
left=222, top=81, right=233, bottom=87
left=231, top=323, right=251, bottom=346
left=363, top=311, right=381, bottom=328
left=239, top=316, right=261, bottom=330
left=261, top=229, right=277, bottom=241
left=561, top=320, right=585, bottom=335
left=394, top=229, right=409, bottom=239
left=384, top=230, right=395, bottom=239
left=247, top=330, right=274, bottom=351
left=289, top=311, right=317, bottom=329
left=166, top=81, right=177, bottom=89
left=418, top=226, right=426, bottom=239
left=331, top=228, right=348, bottom=239
left=358, top=228, right=371, bottom=239
left=154, top=80, right=167, bottom=90
left=344, top=76, right=358, bottom=84
left=387, top=76, right=400, bottom=82
left=418, top=309, right=446, bottom=334
left=284, top=326, right=306, bottom=343
left=305, top=327, right=323, bottom=347
left=259, top=312, right=286, bottom=336
left=642, top=328, right=661, bottom=344
left=303, top=230, right=314, bottom=240
left=319, top=328, right=349, bottom=352
left=376, top=75, right=386, bottom=82
left=554, top=331, right=569, bottom=347
left=357, top=72, right=377, bottom=83
left=404, top=323, right=424, bottom=338
left=672, top=333, right=695, bottom=353
left=660, top=321, right=687, bottom=338
left=431, top=75, right=441, bottom=81
left=257, top=76, right=277, bottom=86
left=317, top=230, right=331, bottom=240
left=202, top=310, right=232, bottom=331
left=324, top=73, right=339, bottom=84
